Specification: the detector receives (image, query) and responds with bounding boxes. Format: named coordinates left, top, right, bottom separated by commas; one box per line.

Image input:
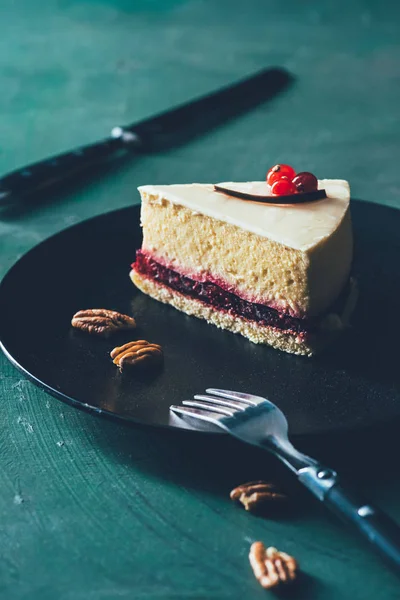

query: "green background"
left=1, top=1, right=400, bottom=598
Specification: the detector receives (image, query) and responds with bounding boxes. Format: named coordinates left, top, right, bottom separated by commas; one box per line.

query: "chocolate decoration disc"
left=214, top=184, right=327, bottom=204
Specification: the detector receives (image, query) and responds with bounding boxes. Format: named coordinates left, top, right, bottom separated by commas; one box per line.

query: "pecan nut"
left=71, top=309, right=136, bottom=337
left=230, top=481, right=287, bottom=511
left=249, top=542, right=298, bottom=589
left=110, top=340, right=163, bottom=371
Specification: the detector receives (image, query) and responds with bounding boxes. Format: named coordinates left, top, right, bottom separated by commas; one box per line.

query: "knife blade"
left=0, top=67, right=293, bottom=204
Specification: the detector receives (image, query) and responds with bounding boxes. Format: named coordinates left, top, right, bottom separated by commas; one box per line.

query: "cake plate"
left=1, top=201, right=399, bottom=437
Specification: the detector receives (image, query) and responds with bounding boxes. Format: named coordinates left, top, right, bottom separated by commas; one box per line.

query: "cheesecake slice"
left=130, top=180, right=356, bottom=356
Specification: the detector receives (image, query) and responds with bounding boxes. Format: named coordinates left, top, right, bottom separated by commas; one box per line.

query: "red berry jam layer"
left=133, top=251, right=322, bottom=337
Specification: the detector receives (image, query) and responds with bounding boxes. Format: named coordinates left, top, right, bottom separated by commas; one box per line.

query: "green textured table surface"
left=1, top=1, right=400, bottom=598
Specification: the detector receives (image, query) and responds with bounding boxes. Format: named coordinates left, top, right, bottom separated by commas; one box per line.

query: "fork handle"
left=325, top=484, right=400, bottom=570
left=298, top=467, right=400, bottom=572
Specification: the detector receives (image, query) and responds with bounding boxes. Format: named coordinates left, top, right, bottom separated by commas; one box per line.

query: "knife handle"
left=298, top=466, right=400, bottom=573
left=0, top=127, right=140, bottom=204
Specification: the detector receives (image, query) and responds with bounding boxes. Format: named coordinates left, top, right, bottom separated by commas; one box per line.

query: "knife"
left=0, top=67, right=292, bottom=205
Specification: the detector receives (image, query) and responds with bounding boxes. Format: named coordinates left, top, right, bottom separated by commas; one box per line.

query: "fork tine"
left=205, top=388, right=266, bottom=406
left=182, top=400, right=234, bottom=416
left=170, top=405, right=226, bottom=426
left=194, top=394, right=247, bottom=411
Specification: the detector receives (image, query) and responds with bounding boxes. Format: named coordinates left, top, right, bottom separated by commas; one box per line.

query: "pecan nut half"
left=230, top=481, right=287, bottom=512
left=249, top=542, right=298, bottom=589
left=111, top=340, right=163, bottom=371
left=71, top=309, right=136, bottom=337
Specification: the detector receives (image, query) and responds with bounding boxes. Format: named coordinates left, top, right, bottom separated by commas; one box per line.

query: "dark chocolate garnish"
left=214, top=184, right=327, bottom=204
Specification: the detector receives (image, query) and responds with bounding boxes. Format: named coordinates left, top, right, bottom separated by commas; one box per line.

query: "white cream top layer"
left=138, top=180, right=350, bottom=252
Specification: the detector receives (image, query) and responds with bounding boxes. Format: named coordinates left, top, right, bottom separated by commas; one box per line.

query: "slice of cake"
left=130, top=172, right=356, bottom=356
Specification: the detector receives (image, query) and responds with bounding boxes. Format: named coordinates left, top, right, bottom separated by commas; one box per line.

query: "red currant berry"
left=271, top=177, right=297, bottom=196
left=268, top=171, right=286, bottom=186
left=292, top=172, right=318, bottom=193
left=266, top=164, right=296, bottom=185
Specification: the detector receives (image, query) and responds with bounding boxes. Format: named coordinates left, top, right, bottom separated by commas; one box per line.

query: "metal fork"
left=171, top=388, right=400, bottom=572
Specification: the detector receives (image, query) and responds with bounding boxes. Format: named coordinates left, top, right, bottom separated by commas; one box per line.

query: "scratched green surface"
left=1, top=1, right=400, bottom=598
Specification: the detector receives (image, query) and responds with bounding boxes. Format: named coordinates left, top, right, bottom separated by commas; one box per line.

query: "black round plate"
left=1, top=202, right=399, bottom=437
